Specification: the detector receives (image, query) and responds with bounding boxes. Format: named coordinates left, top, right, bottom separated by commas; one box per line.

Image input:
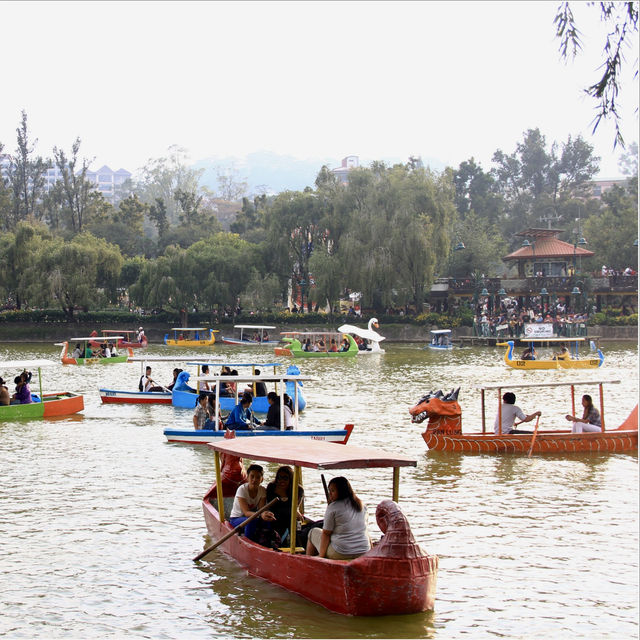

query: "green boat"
left=57, top=338, right=132, bottom=365
left=0, top=359, right=85, bottom=419
left=274, top=332, right=359, bottom=358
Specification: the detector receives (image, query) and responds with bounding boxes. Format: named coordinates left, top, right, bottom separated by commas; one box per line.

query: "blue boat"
left=171, top=362, right=306, bottom=413
left=427, top=329, right=454, bottom=350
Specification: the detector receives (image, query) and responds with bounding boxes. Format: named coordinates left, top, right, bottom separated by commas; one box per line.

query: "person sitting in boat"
left=565, top=394, right=602, bottom=433
left=328, top=339, right=338, bottom=352
left=0, top=377, right=10, bottom=406
left=262, top=392, right=281, bottom=431
left=193, top=393, right=211, bottom=430
left=338, top=338, right=350, bottom=352
left=225, top=393, right=262, bottom=430
left=252, top=331, right=261, bottom=342
left=11, top=371, right=32, bottom=405
left=137, top=327, right=145, bottom=343
left=228, top=464, right=274, bottom=542
left=494, top=392, right=541, bottom=435
left=248, top=369, right=267, bottom=397
left=283, top=394, right=294, bottom=430
left=71, top=343, right=83, bottom=359
left=263, top=331, right=269, bottom=341
left=109, top=342, right=118, bottom=357
left=83, top=344, right=93, bottom=358
left=139, top=366, right=164, bottom=393
left=263, top=465, right=306, bottom=544
left=306, top=476, right=371, bottom=560
left=166, top=368, right=182, bottom=391
left=521, top=345, right=536, bottom=360
left=100, top=342, right=111, bottom=358
left=552, top=343, right=570, bottom=360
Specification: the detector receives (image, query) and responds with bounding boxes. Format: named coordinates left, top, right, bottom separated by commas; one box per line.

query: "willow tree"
left=31, top=233, right=123, bottom=319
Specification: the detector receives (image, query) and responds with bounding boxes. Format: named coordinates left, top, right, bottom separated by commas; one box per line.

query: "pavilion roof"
left=504, top=228, right=594, bottom=261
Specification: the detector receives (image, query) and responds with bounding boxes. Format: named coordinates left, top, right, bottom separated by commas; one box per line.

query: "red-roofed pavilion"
left=504, top=228, right=594, bottom=278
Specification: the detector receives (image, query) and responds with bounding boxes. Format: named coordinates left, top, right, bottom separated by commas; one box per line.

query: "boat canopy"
left=234, top=325, right=276, bottom=330
left=478, top=379, right=620, bottom=391
left=70, top=336, right=125, bottom=341
left=280, top=331, right=346, bottom=336
left=187, top=361, right=280, bottom=368
left=171, top=327, right=212, bottom=332
left=0, top=359, right=57, bottom=369
left=190, top=374, right=316, bottom=384
left=430, top=329, right=451, bottom=335
left=207, top=436, right=417, bottom=470
left=101, top=329, right=137, bottom=335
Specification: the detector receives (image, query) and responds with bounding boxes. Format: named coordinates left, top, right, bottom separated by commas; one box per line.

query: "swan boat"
left=98, top=356, right=222, bottom=404
left=171, top=362, right=306, bottom=413
left=164, top=372, right=342, bottom=444
left=0, top=359, right=84, bottom=419
left=499, top=339, right=604, bottom=370
left=337, top=317, right=386, bottom=354
left=164, top=327, right=218, bottom=347
left=426, top=329, right=453, bottom=351
left=409, top=379, right=637, bottom=455
left=197, top=436, right=438, bottom=615
left=56, top=338, right=133, bottom=365
left=274, top=332, right=359, bottom=358
left=90, top=329, right=148, bottom=349
left=220, top=325, right=279, bottom=346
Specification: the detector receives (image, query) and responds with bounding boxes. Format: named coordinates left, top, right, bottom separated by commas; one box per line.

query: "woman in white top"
left=306, top=476, right=370, bottom=560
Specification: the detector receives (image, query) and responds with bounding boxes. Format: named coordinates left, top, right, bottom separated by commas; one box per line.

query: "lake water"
left=0, top=340, right=637, bottom=639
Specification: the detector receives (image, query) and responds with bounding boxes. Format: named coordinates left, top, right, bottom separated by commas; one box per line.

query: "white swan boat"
left=337, top=317, right=386, bottom=354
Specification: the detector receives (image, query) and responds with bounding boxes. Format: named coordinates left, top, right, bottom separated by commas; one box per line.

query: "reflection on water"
left=0, top=341, right=637, bottom=638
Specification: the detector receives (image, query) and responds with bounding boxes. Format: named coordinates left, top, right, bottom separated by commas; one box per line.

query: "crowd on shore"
left=472, top=298, right=591, bottom=339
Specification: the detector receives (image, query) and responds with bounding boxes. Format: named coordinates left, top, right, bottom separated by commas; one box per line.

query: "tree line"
left=0, top=111, right=637, bottom=321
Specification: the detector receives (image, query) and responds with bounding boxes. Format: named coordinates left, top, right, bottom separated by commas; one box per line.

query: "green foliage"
left=588, top=311, right=638, bottom=326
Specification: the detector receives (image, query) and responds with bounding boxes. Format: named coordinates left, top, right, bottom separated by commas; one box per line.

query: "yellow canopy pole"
left=251, top=365, right=256, bottom=397
left=481, top=389, right=486, bottom=433
left=289, top=465, right=301, bottom=553
left=498, top=388, right=503, bottom=434
left=214, top=451, right=225, bottom=520
left=571, top=385, right=576, bottom=416
left=392, top=467, right=400, bottom=502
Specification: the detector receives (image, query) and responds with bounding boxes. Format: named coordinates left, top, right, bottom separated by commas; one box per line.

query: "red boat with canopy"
left=197, top=436, right=438, bottom=616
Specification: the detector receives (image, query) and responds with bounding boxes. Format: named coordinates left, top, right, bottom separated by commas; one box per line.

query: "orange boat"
left=409, top=380, right=638, bottom=455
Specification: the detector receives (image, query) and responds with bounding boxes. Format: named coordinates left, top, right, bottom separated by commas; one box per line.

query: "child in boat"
left=552, top=343, right=570, bottom=360
left=229, top=464, right=274, bottom=541
left=306, top=476, right=371, bottom=560
left=11, top=371, right=32, bottom=405
left=565, top=394, right=602, bottom=433
left=193, top=393, right=210, bottom=430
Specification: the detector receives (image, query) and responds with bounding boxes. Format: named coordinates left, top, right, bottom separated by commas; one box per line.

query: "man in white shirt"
left=494, top=392, right=541, bottom=435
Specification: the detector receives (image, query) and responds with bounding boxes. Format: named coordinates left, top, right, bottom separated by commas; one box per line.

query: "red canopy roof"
left=207, top=436, right=417, bottom=469
left=504, top=229, right=594, bottom=261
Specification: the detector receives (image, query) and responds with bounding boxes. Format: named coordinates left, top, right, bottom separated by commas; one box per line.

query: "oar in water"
left=193, top=497, right=279, bottom=562
left=527, top=415, right=541, bottom=458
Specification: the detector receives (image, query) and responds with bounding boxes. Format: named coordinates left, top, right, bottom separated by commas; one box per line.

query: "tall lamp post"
left=573, top=236, right=588, bottom=275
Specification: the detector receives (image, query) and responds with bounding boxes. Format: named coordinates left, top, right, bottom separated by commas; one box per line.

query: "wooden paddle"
left=527, top=415, right=541, bottom=458
left=193, top=497, right=279, bottom=562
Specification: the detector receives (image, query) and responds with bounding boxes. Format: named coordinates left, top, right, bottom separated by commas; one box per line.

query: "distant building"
left=331, top=155, right=359, bottom=184
left=1, top=156, right=131, bottom=205
left=588, top=178, right=628, bottom=199
left=85, top=165, right=132, bottom=204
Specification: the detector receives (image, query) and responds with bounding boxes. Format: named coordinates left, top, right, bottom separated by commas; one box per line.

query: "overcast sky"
left=1, top=1, right=637, bottom=178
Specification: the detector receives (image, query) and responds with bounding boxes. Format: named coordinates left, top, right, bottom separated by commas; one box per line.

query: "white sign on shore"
left=524, top=324, right=554, bottom=338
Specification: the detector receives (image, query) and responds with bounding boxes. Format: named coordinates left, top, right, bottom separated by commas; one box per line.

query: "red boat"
left=410, top=379, right=638, bottom=455
left=198, top=436, right=438, bottom=616
left=90, top=329, right=148, bottom=349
